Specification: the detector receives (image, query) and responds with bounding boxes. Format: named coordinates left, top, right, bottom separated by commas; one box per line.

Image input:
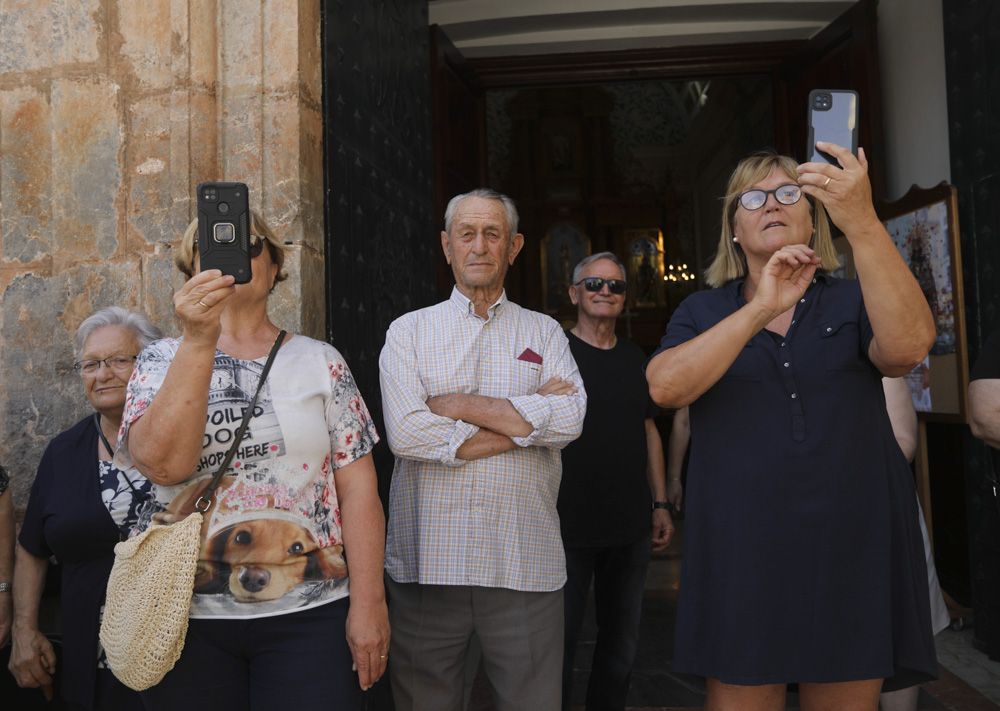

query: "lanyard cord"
left=93, top=412, right=141, bottom=495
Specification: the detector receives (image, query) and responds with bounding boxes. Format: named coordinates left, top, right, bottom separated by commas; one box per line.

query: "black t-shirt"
left=971, top=330, right=1000, bottom=382
left=557, top=331, right=657, bottom=547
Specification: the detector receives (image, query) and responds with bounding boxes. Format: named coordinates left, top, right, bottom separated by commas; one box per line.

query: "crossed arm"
left=426, top=377, right=579, bottom=460
left=379, top=319, right=586, bottom=464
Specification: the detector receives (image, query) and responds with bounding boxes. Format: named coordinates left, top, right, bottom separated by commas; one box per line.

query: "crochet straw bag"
left=99, top=331, right=285, bottom=691
left=99, top=513, right=202, bottom=690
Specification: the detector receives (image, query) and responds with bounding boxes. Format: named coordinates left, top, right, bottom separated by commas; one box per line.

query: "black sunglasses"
left=249, top=235, right=266, bottom=259
left=738, top=184, right=803, bottom=211
left=575, top=277, right=627, bottom=294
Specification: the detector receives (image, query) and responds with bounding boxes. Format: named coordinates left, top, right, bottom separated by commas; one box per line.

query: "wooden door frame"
left=464, top=0, right=883, bottom=195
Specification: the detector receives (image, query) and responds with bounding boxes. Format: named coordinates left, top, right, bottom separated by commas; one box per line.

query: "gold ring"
left=823, top=176, right=832, bottom=188
left=380, top=654, right=388, bottom=660
left=197, top=299, right=209, bottom=308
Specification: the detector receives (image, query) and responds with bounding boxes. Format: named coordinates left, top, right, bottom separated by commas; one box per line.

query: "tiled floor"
left=935, top=627, right=1000, bottom=705
left=468, top=521, right=1000, bottom=710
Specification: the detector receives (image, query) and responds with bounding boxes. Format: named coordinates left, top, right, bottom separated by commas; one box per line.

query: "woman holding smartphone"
left=646, top=144, right=938, bottom=710
left=116, top=210, right=388, bottom=710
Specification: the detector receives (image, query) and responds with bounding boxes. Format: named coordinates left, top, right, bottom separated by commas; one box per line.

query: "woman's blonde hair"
left=175, top=209, right=288, bottom=287
left=704, top=151, right=840, bottom=288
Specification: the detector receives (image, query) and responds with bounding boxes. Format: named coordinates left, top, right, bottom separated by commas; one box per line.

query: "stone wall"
left=0, top=0, right=324, bottom=507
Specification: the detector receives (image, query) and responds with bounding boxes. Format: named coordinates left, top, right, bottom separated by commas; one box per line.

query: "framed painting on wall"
left=877, top=182, right=969, bottom=422
left=620, top=228, right=667, bottom=309
left=540, top=222, right=590, bottom=315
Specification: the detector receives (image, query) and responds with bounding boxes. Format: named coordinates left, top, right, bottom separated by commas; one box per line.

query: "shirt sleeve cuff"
left=507, top=395, right=550, bottom=447
left=444, top=419, right=480, bottom=465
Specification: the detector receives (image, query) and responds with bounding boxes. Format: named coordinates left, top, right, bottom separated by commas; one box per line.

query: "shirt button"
left=791, top=393, right=797, bottom=399
left=783, top=362, right=790, bottom=367
left=791, top=319, right=796, bottom=325
left=826, top=327, right=832, bottom=333
left=800, top=298, right=806, bottom=303
left=780, top=342, right=786, bottom=347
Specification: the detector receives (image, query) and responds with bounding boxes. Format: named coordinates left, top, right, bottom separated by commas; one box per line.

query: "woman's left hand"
left=345, top=599, right=390, bottom=691
left=798, top=143, right=881, bottom=238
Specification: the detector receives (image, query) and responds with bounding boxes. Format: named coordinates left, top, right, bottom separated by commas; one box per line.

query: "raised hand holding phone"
left=196, top=182, right=252, bottom=284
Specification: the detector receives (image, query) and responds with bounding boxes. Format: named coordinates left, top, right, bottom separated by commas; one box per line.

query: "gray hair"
left=443, top=188, right=519, bottom=239
left=74, top=307, right=163, bottom=358
left=572, top=251, right=627, bottom=285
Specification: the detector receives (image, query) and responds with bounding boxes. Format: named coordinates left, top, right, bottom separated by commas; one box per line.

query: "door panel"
left=776, top=0, right=886, bottom=199
left=431, top=25, right=487, bottom=297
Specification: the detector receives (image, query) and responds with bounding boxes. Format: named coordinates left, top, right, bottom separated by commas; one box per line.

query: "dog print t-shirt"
left=116, top=334, right=378, bottom=619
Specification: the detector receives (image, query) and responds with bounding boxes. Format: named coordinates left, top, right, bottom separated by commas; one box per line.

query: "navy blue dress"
left=18, top=416, right=146, bottom=711
left=656, top=275, right=936, bottom=689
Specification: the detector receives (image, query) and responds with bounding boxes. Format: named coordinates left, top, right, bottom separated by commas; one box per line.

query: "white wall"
left=877, top=0, right=951, bottom=200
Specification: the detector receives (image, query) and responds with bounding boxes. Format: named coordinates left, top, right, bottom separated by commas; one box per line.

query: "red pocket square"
left=517, top=348, right=543, bottom=364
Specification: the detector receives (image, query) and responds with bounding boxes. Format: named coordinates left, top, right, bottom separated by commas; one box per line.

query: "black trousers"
left=562, top=537, right=651, bottom=711
left=140, top=598, right=361, bottom=711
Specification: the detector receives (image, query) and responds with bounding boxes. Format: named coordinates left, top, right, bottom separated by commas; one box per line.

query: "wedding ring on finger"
left=197, top=299, right=209, bottom=308
left=379, top=654, right=388, bottom=660
left=823, top=176, right=832, bottom=188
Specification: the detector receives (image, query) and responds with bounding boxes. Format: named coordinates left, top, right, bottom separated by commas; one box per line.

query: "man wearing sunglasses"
left=379, top=188, right=587, bottom=710
left=558, top=252, right=674, bottom=711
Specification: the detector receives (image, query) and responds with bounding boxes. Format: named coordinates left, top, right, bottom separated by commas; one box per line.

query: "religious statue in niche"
left=541, top=223, right=590, bottom=314
left=623, top=229, right=666, bottom=308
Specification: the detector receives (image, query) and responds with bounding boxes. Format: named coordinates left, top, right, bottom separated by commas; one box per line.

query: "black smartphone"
left=806, top=89, right=859, bottom=164
left=196, top=182, right=252, bottom=284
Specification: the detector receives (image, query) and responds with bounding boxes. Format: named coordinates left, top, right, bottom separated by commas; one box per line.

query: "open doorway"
left=484, top=75, right=774, bottom=349
left=430, top=0, right=886, bottom=350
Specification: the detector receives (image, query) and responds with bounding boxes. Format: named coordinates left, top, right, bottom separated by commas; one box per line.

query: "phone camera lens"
left=218, top=202, right=230, bottom=215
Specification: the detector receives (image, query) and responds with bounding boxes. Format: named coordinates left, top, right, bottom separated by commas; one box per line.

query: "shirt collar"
left=449, top=286, right=508, bottom=319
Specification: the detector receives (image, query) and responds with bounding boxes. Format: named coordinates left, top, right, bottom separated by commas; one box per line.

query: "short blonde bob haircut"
left=175, top=209, right=288, bottom=287
left=704, top=151, right=840, bottom=288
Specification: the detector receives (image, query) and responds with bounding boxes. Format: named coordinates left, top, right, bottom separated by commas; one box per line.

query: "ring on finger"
left=197, top=299, right=209, bottom=308
left=823, top=176, right=832, bottom=188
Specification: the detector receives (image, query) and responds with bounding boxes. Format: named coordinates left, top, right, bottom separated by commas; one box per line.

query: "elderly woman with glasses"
left=10, top=307, right=162, bottom=710
left=646, top=144, right=938, bottom=711
left=114, top=210, right=388, bottom=710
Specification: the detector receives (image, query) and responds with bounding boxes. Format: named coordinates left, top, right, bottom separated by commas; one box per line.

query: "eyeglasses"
left=738, top=184, right=803, bottom=211
left=74, top=355, right=138, bottom=375
left=575, top=277, right=627, bottom=294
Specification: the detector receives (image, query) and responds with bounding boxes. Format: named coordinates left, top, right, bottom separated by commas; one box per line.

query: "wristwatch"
left=652, top=501, right=672, bottom=511
left=0, top=582, right=11, bottom=593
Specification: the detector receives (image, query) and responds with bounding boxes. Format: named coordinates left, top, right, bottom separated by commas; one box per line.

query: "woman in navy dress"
left=646, top=144, right=938, bottom=710
left=10, top=307, right=162, bottom=710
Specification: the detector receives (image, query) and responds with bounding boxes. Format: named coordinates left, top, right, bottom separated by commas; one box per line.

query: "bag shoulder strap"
left=194, top=330, right=286, bottom=512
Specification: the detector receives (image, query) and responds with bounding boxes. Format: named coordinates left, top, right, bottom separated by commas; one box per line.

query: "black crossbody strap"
left=194, top=330, right=286, bottom=513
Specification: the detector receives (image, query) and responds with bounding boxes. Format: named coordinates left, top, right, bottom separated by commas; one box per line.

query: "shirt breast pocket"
left=820, top=317, right=868, bottom=371
left=510, top=359, right=543, bottom=396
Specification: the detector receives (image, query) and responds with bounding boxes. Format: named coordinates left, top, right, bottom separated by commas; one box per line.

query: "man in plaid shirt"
left=379, top=188, right=586, bottom=710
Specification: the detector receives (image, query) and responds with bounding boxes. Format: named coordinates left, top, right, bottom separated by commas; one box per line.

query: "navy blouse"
left=655, top=274, right=937, bottom=687
left=19, top=416, right=144, bottom=709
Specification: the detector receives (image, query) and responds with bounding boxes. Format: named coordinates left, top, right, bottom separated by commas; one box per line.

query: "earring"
left=733, top=236, right=739, bottom=242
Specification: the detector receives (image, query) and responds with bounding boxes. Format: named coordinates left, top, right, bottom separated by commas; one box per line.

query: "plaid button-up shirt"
left=380, top=287, right=587, bottom=592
